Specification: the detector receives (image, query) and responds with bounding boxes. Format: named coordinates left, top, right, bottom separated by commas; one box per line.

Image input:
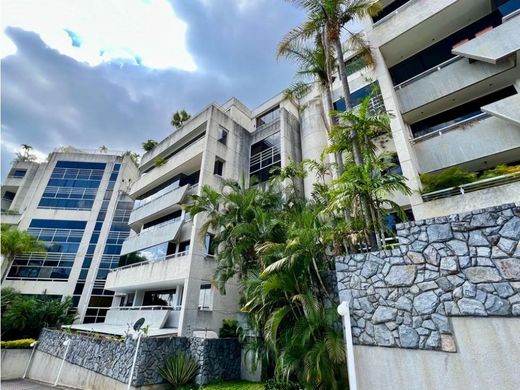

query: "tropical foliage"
left=142, top=139, right=158, bottom=152
left=171, top=109, right=191, bottom=129
left=219, top=319, right=239, bottom=338
left=1, top=224, right=46, bottom=279
left=157, top=352, right=199, bottom=390
left=13, top=144, right=37, bottom=163
left=1, top=288, right=76, bottom=340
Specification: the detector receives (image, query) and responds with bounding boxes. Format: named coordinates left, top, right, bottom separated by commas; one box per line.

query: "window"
left=205, top=233, right=215, bottom=256
left=333, top=82, right=384, bottom=114
left=122, top=293, right=135, bottom=307
left=250, top=132, right=281, bottom=183
left=143, top=289, right=177, bottom=307
left=2, top=191, right=16, bottom=201
left=198, top=284, right=213, bottom=310
left=11, top=169, right=27, bottom=178
left=218, top=126, right=228, bottom=145
left=142, top=210, right=182, bottom=230
left=214, top=159, right=224, bottom=176
left=38, top=160, right=106, bottom=210
left=256, top=106, right=280, bottom=128
left=178, top=240, right=191, bottom=253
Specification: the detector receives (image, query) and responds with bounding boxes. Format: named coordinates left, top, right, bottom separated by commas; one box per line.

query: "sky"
left=1, top=0, right=305, bottom=178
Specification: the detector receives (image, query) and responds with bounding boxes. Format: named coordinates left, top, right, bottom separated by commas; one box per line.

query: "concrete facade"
left=0, top=349, right=32, bottom=380
left=1, top=149, right=139, bottom=324
left=105, top=98, right=302, bottom=337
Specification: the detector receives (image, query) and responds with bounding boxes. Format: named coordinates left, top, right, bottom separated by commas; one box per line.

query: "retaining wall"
left=31, top=329, right=240, bottom=388
left=0, top=349, right=32, bottom=380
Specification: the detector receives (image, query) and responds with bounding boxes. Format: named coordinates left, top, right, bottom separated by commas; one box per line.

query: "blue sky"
left=1, top=0, right=305, bottom=178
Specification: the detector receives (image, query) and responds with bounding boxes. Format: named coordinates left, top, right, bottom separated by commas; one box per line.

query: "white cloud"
left=1, top=0, right=197, bottom=71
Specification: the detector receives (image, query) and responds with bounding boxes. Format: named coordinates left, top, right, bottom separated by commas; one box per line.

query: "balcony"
left=413, top=173, right=520, bottom=220
left=395, top=55, right=516, bottom=114
left=128, top=184, right=190, bottom=227
left=372, top=0, right=490, bottom=66
left=452, top=8, right=520, bottom=64
left=413, top=114, right=520, bottom=173
left=105, top=251, right=190, bottom=292
left=120, top=219, right=183, bottom=256
left=130, top=137, right=205, bottom=198
left=1, top=211, right=22, bottom=225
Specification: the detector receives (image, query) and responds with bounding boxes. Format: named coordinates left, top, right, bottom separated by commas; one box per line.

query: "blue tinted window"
left=13, top=170, right=27, bottom=178
left=29, top=219, right=86, bottom=229
left=55, top=161, right=106, bottom=169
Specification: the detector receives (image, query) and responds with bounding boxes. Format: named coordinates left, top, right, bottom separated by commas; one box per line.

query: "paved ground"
left=1, top=380, right=67, bottom=389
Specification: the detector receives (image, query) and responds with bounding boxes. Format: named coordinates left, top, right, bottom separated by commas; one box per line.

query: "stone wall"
left=36, top=329, right=240, bottom=386
left=336, top=203, right=520, bottom=352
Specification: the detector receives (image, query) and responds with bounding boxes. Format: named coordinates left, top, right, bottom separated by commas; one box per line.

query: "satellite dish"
left=133, top=317, right=145, bottom=332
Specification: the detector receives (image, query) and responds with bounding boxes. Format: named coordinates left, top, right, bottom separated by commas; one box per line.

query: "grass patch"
left=203, top=381, right=264, bottom=390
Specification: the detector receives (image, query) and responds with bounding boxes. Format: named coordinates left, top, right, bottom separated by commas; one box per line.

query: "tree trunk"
left=333, top=33, right=378, bottom=249
left=333, top=35, right=363, bottom=167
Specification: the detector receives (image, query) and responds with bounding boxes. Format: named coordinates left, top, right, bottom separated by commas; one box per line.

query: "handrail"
left=138, top=217, right=182, bottom=235
left=422, top=172, right=520, bottom=202
left=110, top=305, right=181, bottom=311
left=394, top=56, right=462, bottom=89
left=132, top=184, right=190, bottom=211
left=250, top=145, right=281, bottom=170
left=412, top=112, right=491, bottom=143
left=109, top=251, right=189, bottom=272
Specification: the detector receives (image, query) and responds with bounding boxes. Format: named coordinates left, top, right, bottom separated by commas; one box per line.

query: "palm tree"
left=13, top=144, right=37, bottom=162
left=171, top=110, right=191, bottom=129
left=142, top=139, right=158, bottom=152
left=1, top=224, right=46, bottom=279
left=327, top=95, right=410, bottom=249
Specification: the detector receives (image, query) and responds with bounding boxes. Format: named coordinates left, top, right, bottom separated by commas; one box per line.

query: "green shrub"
left=420, top=167, right=477, bottom=193
left=264, top=379, right=300, bottom=390
left=157, top=352, right=199, bottom=389
left=154, top=157, right=167, bottom=167
left=1, top=289, right=76, bottom=340
left=0, top=338, right=36, bottom=349
left=480, top=164, right=520, bottom=180
left=218, top=319, right=239, bottom=338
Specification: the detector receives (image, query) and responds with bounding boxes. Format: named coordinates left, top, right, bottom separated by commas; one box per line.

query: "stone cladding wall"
left=336, top=203, right=520, bottom=352
left=36, top=329, right=240, bottom=385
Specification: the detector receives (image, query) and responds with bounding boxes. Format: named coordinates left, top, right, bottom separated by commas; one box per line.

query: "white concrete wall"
left=1, top=349, right=32, bottom=380
left=26, top=350, right=167, bottom=390
left=354, top=317, right=520, bottom=390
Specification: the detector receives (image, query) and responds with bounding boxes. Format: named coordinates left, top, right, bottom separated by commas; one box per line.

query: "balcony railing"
left=250, top=145, right=282, bottom=174
left=394, top=56, right=462, bottom=90
left=412, top=112, right=491, bottom=142
left=372, top=0, right=416, bottom=26
left=109, top=251, right=189, bottom=273
left=422, top=172, right=520, bottom=202
left=133, top=183, right=194, bottom=211
left=111, top=305, right=181, bottom=311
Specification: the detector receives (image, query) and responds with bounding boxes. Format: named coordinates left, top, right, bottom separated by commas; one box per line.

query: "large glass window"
left=142, top=210, right=182, bottom=231
left=38, top=160, right=106, bottom=210
left=333, top=82, right=384, bottom=114
left=7, top=219, right=86, bottom=281
left=11, top=169, right=27, bottom=178
left=143, top=289, right=178, bottom=307
left=256, top=106, right=280, bottom=128
left=250, top=132, right=281, bottom=183
left=213, top=159, right=224, bottom=176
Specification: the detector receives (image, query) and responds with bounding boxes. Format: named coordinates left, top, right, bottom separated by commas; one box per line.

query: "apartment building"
left=101, top=97, right=301, bottom=336
left=1, top=148, right=139, bottom=324
left=318, top=0, right=519, bottom=220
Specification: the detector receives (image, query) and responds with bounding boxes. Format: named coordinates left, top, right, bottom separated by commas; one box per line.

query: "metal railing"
left=28, top=227, right=84, bottom=241
left=109, top=251, right=189, bottom=273
left=255, top=118, right=280, bottom=133
left=412, top=112, right=491, bottom=142
left=422, top=172, right=520, bottom=202
left=394, top=56, right=462, bottom=90
left=111, top=305, right=181, bottom=311
left=50, top=167, right=105, bottom=180
left=133, top=184, right=190, bottom=211
left=139, top=217, right=183, bottom=235
left=250, top=144, right=282, bottom=173
left=53, top=147, right=126, bottom=156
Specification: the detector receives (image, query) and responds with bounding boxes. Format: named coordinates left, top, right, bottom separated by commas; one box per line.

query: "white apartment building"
left=101, top=97, right=301, bottom=337
left=1, top=148, right=139, bottom=324
left=301, top=0, right=520, bottom=220
left=4, top=0, right=518, bottom=339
